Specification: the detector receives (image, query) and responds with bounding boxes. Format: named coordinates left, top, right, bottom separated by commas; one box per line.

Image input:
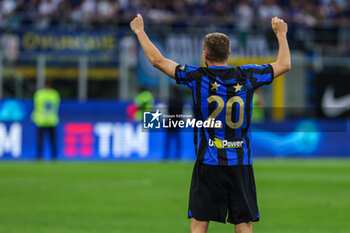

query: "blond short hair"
left=203, top=32, right=230, bottom=62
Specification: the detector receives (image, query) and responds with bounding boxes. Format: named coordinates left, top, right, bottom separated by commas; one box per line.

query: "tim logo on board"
left=63, top=122, right=149, bottom=159
left=0, top=123, right=22, bottom=158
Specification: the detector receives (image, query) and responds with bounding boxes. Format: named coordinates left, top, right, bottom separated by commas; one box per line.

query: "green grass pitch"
left=0, top=160, right=349, bottom=233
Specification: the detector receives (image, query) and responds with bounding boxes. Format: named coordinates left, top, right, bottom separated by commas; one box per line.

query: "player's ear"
left=203, top=49, right=208, bottom=60
left=228, top=49, right=231, bottom=57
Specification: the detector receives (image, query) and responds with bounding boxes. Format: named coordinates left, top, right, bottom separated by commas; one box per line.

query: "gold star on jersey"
left=233, top=83, right=243, bottom=93
left=210, top=82, right=221, bottom=91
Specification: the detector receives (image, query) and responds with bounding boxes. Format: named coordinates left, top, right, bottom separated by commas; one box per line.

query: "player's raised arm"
left=130, top=14, right=178, bottom=79
left=270, top=17, right=291, bottom=78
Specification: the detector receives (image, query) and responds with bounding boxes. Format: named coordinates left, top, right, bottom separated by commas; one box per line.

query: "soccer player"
left=130, top=14, right=290, bottom=233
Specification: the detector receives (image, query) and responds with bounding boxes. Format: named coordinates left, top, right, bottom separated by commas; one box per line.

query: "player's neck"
left=206, top=61, right=228, bottom=67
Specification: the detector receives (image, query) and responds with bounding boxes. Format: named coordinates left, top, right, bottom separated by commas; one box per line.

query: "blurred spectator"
left=303, top=1, right=319, bottom=27
left=71, top=0, right=97, bottom=23
left=236, top=0, right=254, bottom=31
left=96, top=0, right=120, bottom=24
left=1, top=31, right=19, bottom=59
left=284, top=0, right=304, bottom=25
left=0, top=0, right=16, bottom=27
left=37, top=0, right=56, bottom=28
left=236, top=0, right=254, bottom=45
left=81, top=0, right=96, bottom=19
left=38, top=0, right=56, bottom=16
left=339, top=1, right=350, bottom=26
left=0, top=0, right=16, bottom=17
left=147, top=1, right=173, bottom=23
left=214, top=1, right=231, bottom=24
left=15, top=0, right=38, bottom=27
left=192, top=1, right=215, bottom=24
left=0, top=0, right=350, bottom=30
left=319, top=0, right=344, bottom=26
left=258, top=0, right=283, bottom=22
left=171, top=0, right=187, bottom=23
left=117, top=0, right=128, bottom=11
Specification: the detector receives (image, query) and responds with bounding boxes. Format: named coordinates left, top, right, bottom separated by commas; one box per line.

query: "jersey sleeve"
left=238, top=64, right=274, bottom=89
left=175, top=65, right=199, bottom=88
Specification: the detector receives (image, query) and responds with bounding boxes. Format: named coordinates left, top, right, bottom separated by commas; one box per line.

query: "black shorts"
left=188, top=162, right=259, bottom=225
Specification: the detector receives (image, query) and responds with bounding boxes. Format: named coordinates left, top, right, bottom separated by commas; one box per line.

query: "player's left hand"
left=130, top=14, right=144, bottom=35
left=271, top=17, right=288, bottom=35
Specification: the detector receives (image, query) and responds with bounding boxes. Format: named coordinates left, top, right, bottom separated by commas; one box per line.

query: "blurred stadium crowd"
left=1, top=0, right=350, bottom=29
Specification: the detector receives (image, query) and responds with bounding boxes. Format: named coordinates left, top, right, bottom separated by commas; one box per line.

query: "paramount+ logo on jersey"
left=143, top=109, right=222, bottom=130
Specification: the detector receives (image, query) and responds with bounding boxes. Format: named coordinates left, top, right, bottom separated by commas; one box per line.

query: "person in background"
left=164, top=86, right=184, bottom=161
left=236, top=0, right=254, bottom=47
left=31, top=82, right=61, bottom=161
left=251, top=89, right=265, bottom=123
left=134, top=87, right=154, bottom=122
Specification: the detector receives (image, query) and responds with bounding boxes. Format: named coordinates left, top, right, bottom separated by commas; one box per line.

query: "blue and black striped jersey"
left=175, top=64, right=274, bottom=166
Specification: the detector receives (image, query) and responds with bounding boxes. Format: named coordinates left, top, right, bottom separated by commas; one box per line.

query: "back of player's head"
left=44, top=80, right=54, bottom=89
left=203, top=33, right=230, bottom=63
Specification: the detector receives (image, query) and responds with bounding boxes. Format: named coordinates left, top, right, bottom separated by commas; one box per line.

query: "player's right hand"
left=130, top=14, right=144, bottom=35
left=271, top=17, right=288, bottom=35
